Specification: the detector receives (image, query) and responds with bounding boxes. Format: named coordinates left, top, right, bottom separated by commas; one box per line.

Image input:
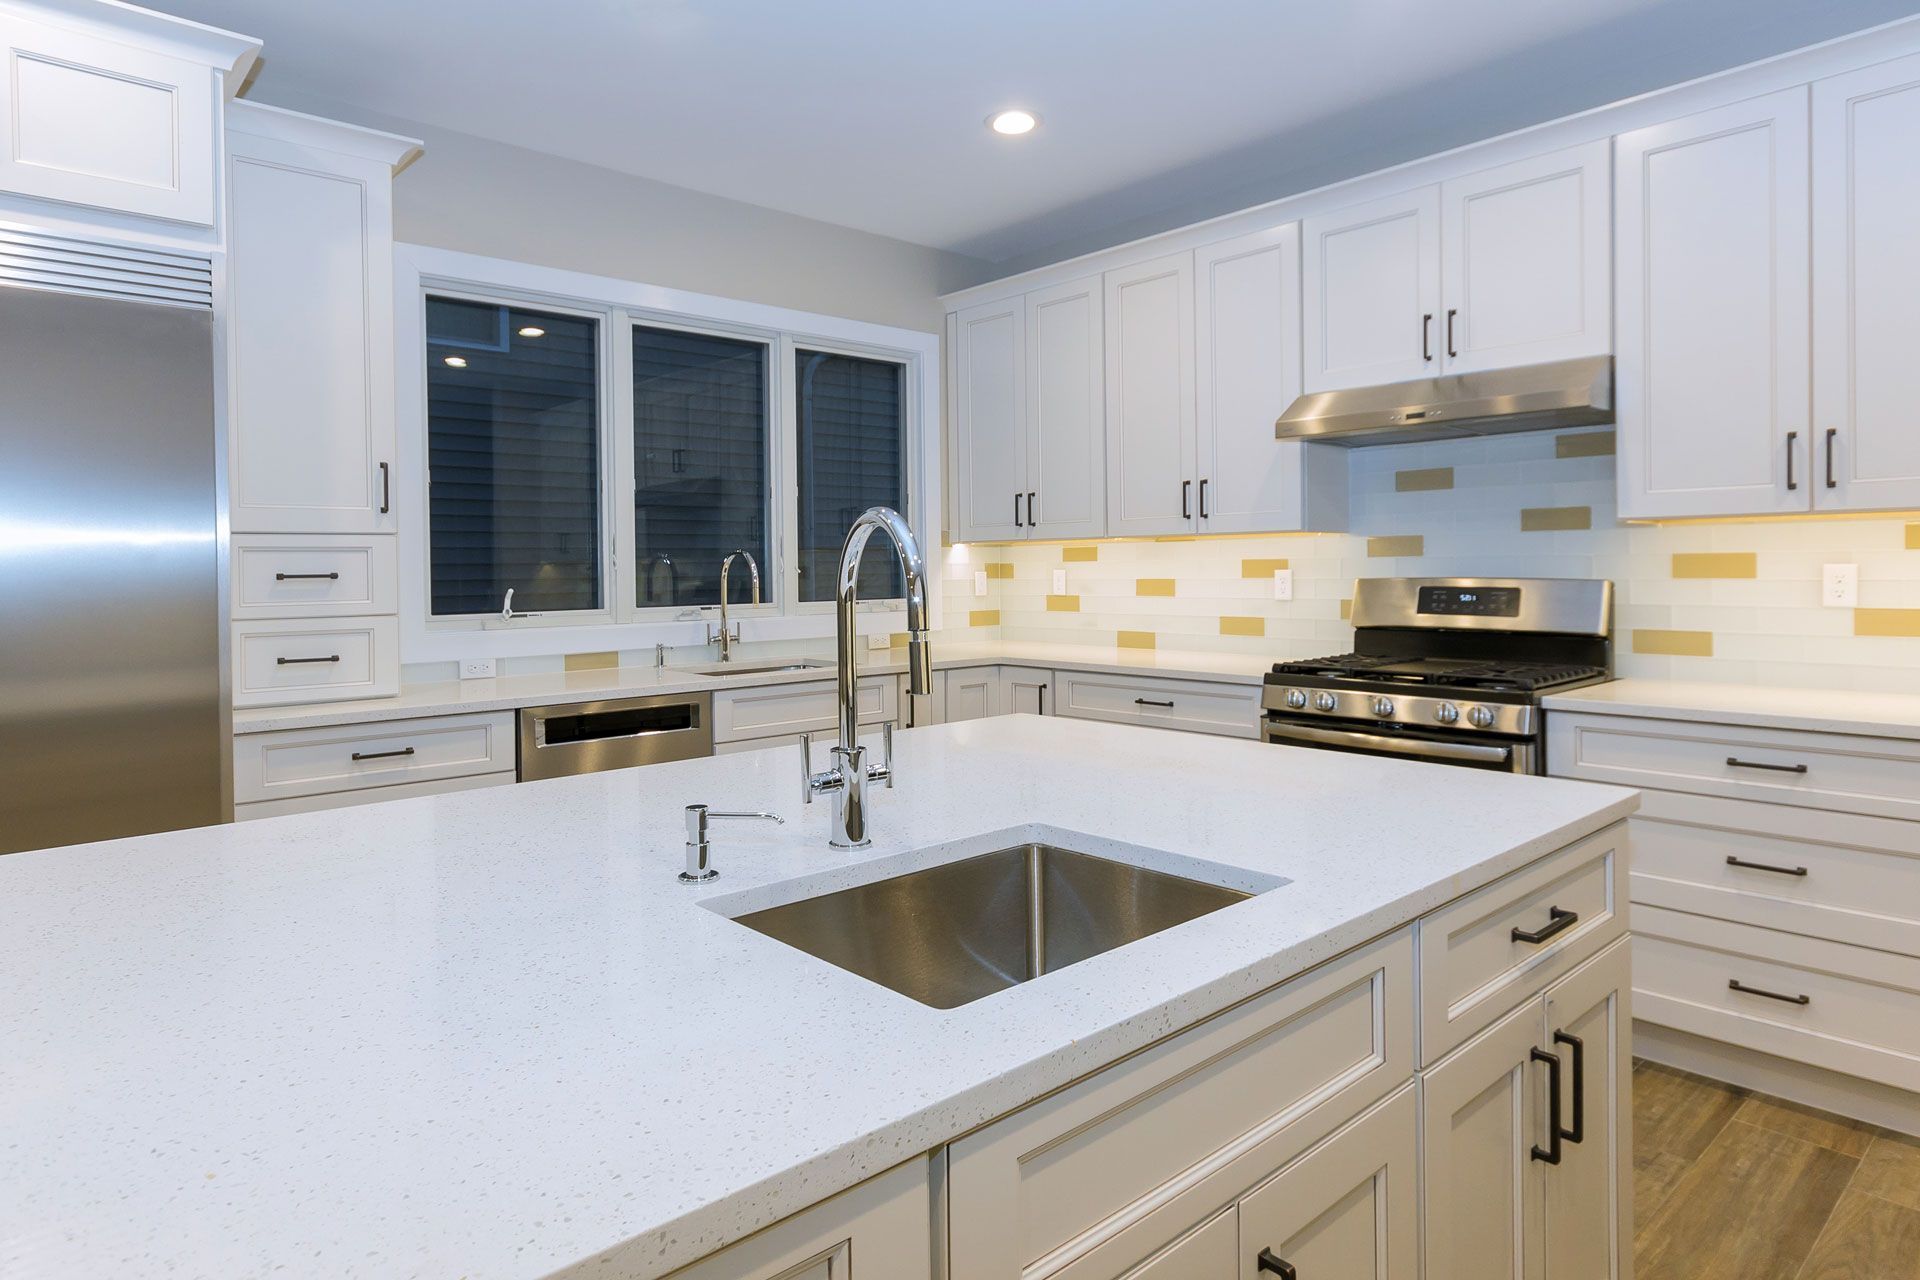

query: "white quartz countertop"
left=2, top=716, right=1636, bottom=1279
left=1544, top=677, right=1920, bottom=740
left=232, top=641, right=1277, bottom=734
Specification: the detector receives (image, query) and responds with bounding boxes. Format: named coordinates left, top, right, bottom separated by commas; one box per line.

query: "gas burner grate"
left=1270, top=654, right=1607, bottom=692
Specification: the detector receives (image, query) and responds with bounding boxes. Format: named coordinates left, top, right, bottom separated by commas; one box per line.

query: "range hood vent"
left=1274, top=356, right=1613, bottom=447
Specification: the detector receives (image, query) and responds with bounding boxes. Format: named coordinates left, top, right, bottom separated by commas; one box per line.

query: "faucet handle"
left=881, top=721, right=894, bottom=790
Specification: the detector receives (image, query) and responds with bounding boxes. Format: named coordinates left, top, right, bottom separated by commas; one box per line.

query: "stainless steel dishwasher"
left=517, top=692, right=713, bottom=780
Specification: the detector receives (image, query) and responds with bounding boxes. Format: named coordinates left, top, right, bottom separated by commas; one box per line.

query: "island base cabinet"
left=1119, top=1209, right=1236, bottom=1279
left=1237, top=1084, right=1419, bottom=1280
left=663, top=1157, right=932, bottom=1280
left=1422, top=937, right=1631, bottom=1280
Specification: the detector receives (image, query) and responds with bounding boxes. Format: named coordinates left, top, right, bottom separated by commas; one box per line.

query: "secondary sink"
left=677, top=659, right=833, bottom=678
left=732, top=843, right=1253, bottom=1009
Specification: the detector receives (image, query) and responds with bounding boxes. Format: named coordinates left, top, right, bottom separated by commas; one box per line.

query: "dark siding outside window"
left=427, top=297, right=601, bottom=616
left=633, top=326, right=769, bottom=607
left=796, top=349, right=906, bottom=602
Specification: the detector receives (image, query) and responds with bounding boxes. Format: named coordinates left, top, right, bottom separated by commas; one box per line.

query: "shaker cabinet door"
left=1026, top=276, right=1106, bottom=538
left=1104, top=252, right=1197, bottom=537
left=952, top=298, right=1028, bottom=541
left=1541, top=938, right=1633, bottom=1280
left=1301, top=185, right=1441, bottom=393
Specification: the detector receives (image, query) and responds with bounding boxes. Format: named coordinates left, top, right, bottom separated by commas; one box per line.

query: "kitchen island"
left=1, top=715, right=1637, bottom=1279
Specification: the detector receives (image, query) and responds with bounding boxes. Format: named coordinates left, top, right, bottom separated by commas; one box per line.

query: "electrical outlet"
left=1272, top=568, right=1294, bottom=601
left=867, top=633, right=890, bottom=651
left=1823, top=563, right=1859, bottom=608
left=1051, top=568, right=1068, bottom=594
left=973, top=569, right=988, bottom=597
left=459, top=657, right=496, bottom=679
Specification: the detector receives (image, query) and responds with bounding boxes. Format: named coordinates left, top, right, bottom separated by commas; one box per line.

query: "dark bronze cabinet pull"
left=1014, top=493, right=1023, bottom=528
left=1446, top=308, right=1458, bottom=358
left=276, top=654, right=341, bottom=665
left=1826, top=428, right=1838, bottom=489
left=1198, top=478, right=1209, bottom=519
left=1730, top=979, right=1810, bottom=1006
left=1134, top=697, right=1175, bottom=708
left=1027, top=491, right=1036, bottom=527
left=1037, top=682, right=1048, bottom=714
left=1553, top=1029, right=1585, bottom=1145
left=1512, top=905, right=1578, bottom=945
left=351, top=747, right=415, bottom=761
left=1531, top=1046, right=1564, bottom=1164
left=1181, top=479, right=1192, bottom=519
left=1726, top=854, right=1808, bottom=877
left=275, top=571, right=340, bottom=581
left=379, top=461, right=391, bottom=514
left=1257, top=1249, right=1297, bottom=1278
left=1422, top=312, right=1434, bottom=361
left=1786, top=431, right=1798, bottom=491
left=1726, top=756, right=1808, bottom=774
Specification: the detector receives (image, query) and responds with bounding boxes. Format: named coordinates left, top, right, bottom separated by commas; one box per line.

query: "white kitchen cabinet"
left=231, top=616, right=401, bottom=707
left=944, top=666, right=1004, bottom=722
left=998, top=667, right=1051, bottom=716
left=0, top=3, right=253, bottom=228
left=234, top=710, right=515, bottom=805
left=1301, top=185, right=1441, bottom=393
left=1104, top=252, right=1197, bottom=536
left=1439, top=141, right=1611, bottom=374
left=710, top=677, right=897, bottom=743
left=230, top=534, right=398, bottom=620
left=1193, top=224, right=1347, bottom=534
left=1540, top=939, right=1632, bottom=1280
left=227, top=102, right=417, bottom=535
left=1119, top=1208, right=1235, bottom=1279
left=952, top=296, right=1027, bottom=541
left=1237, top=1085, right=1419, bottom=1280
left=1614, top=89, right=1811, bottom=519
left=1025, top=276, right=1106, bottom=538
left=1812, top=52, right=1920, bottom=510
left=1051, top=670, right=1261, bottom=739
left=663, top=1157, right=932, bottom=1280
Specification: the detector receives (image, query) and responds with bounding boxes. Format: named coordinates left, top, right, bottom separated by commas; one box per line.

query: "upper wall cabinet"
left=1302, top=142, right=1611, bottom=393
left=1812, top=52, right=1920, bottom=511
left=1438, top=141, right=1611, bottom=375
left=226, top=103, right=419, bottom=535
left=0, top=1, right=255, bottom=228
left=950, top=276, right=1105, bottom=543
left=1105, top=252, right=1196, bottom=536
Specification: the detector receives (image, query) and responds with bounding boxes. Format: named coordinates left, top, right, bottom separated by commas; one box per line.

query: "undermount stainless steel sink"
left=678, top=658, right=833, bottom=678
left=732, top=844, right=1253, bottom=1009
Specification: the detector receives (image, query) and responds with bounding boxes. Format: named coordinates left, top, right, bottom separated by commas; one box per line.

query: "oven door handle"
left=1264, top=721, right=1515, bottom=766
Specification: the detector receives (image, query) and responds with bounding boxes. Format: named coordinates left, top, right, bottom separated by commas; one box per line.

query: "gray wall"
left=254, top=89, right=985, bottom=334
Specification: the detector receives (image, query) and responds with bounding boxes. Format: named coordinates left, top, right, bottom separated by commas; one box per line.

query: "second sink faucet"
left=709, top=549, right=760, bottom=662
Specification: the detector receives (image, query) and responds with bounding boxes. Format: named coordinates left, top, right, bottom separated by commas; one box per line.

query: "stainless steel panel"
left=1260, top=683, right=1536, bottom=735
left=0, top=285, right=224, bottom=853
left=1262, top=721, right=1529, bottom=772
left=733, top=843, right=1252, bottom=1009
left=516, top=692, right=714, bottom=780
left=1350, top=576, right=1613, bottom=637
left=1273, top=355, right=1612, bottom=446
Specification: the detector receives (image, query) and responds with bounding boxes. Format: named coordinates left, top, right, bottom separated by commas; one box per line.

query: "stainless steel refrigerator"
left=0, top=279, right=226, bottom=854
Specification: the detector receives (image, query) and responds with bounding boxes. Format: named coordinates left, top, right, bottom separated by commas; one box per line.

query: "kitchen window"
left=796, top=348, right=908, bottom=602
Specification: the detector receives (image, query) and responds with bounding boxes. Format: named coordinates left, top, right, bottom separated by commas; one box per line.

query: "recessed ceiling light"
left=988, top=109, right=1038, bottom=137
left=517, top=326, right=546, bottom=338
left=443, top=355, right=468, bottom=368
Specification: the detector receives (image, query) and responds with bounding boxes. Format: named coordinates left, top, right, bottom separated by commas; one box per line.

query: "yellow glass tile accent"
left=1154, top=536, right=1201, bottom=543
left=1556, top=431, right=1617, bottom=458
left=1672, top=552, right=1758, bottom=579
left=888, top=632, right=910, bottom=648
left=1062, top=545, right=1099, bottom=561
left=1046, top=594, right=1080, bottom=612
left=1241, top=558, right=1290, bottom=577
left=1633, top=629, right=1714, bottom=657
left=1220, top=616, right=1265, bottom=637
left=563, top=651, right=618, bottom=672
left=1116, top=630, right=1156, bottom=650
left=1136, top=578, right=1176, bottom=597
left=1339, top=599, right=1352, bottom=620
left=1907, top=524, right=1920, bottom=549
left=968, top=609, right=1000, bottom=627
left=1396, top=466, right=1455, bottom=492
left=1520, top=506, right=1592, bottom=531
left=1857, top=609, right=1920, bottom=637
left=984, top=562, right=1014, bottom=579
left=1367, top=536, right=1424, bottom=557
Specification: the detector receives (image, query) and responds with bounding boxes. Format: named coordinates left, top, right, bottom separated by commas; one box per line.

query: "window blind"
left=796, top=349, right=906, bottom=602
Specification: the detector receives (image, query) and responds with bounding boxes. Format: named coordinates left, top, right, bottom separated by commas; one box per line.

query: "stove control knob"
left=1284, top=688, right=1308, bottom=710
left=1434, top=702, right=1460, bottom=725
left=1313, top=691, right=1338, bottom=712
left=1467, top=705, right=1497, bottom=730
left=1370, top=696, right=1396, bottom=719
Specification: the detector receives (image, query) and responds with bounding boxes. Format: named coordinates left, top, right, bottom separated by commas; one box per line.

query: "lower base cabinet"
left=662, top=1157, right=932, bottom=1280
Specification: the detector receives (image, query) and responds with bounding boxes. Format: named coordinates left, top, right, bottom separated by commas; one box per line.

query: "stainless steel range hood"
left=1273, top=356, right=1613, bottom=446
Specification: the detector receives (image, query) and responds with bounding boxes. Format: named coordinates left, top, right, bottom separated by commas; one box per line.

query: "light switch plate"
left=1823, top=563, right=1858, bottom=608
left=1051, top=568, right=1068, bottom=594
left=1272, top=568, right=1294, bottom=601
left=973, top=570, right=988, bottom=597
left=459, top=657, right=496, bottom=679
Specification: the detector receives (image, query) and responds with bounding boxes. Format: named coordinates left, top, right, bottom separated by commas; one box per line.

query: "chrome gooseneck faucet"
left=709, top=549, right=760, bottom=662
left=802, top=507, right=932, bottom=848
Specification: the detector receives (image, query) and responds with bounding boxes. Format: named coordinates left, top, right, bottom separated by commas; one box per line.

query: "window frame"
left=394, top=245, right=943, bottom=664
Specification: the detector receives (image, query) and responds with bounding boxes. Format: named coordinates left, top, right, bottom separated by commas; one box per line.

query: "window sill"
left=403, top=605, right=923, bottom=665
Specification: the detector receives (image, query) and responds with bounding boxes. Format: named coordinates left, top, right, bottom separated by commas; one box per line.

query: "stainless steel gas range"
left=1261, top=577, right=1614, bottom=773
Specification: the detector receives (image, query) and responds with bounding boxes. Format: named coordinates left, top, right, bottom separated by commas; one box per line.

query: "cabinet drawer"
left=1238, top=1084, right=1419, bottom=1280
left=232, top=618, right=400, bottom=706
left=1630, top=789, right=1920, bottom=956
left=232, top=535, right=397, bottom=619
left=235, top=712, right=515, bottom=803
left=235, top=771, right=512, bottom=819
left=1635, top=904, right=1920, bottom=1092
left=1417, top=822, right=1626, bottom=1065
left=662, top=1157, right=932, bottom=1280
left=711, top=677, right=896, bottom=743
left=1052, top=671, right=1260, bottom=739
left=1117, top=1208, right=1235, bottom=1279
left=1549, top=712, right=1920, bottom=822
left=950, top=928, right=1413, bottom=1280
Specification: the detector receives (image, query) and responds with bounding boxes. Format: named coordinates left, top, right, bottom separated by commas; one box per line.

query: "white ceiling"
left=152, top=0, right=1919, bottom=264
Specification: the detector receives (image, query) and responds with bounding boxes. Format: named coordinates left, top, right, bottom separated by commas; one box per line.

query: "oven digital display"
left=1417, top=585, right=1522, bottom=617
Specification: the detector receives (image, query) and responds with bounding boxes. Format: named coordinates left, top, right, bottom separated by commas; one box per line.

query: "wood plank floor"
left=1635, top=1059, right=1920, bottom=1279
